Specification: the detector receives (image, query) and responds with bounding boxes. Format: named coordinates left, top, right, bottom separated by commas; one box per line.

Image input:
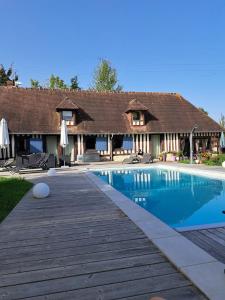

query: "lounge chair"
left=0, top=160, right=5, bottom=168
left=123, top=155, right=141, bottom=164
left=0, top=158, right=15, bottom=170
left=39, top=154, right=50, bottom=170
left=24, top=153, right=50, bottom=170
left=140, top=153, right=153, bottom=164
left=9, top=153, right=50, bottom=174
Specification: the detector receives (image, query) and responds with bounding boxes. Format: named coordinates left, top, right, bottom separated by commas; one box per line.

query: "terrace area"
left=0, top=168, right=207, bottom=300
left=0, top=163, right=225, bottom=299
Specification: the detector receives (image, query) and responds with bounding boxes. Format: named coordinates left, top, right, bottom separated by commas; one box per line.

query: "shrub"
left=202, top=154, right=225, bottom=166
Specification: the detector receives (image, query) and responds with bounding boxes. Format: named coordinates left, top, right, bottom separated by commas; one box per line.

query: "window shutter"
left=122, top=136, right=133, bottom=150
left=29, top=139, right=43, bottom=153
left=96, top=137, right=107, bottom=151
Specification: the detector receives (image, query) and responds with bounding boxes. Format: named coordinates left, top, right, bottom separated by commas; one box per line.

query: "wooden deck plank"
left=182, top=226, right=225, bottom=264
left=0, top=227, right=142, bottom=249
left=0, top=173, right=205, bottom=299
left=23, top=274, right=192, bottom=300
left=0, top=253, right=166, bottom=287
left=0, top=232, right=146, bottom=256
left=0, top=263, right=179, bottom=299
left=0, top=238, right=155, bottom=266
left=0, top=247, right=154, bottom=276
left=120, top=286, right=207, bottom=300
left=0, top=218, right=135, bottom=240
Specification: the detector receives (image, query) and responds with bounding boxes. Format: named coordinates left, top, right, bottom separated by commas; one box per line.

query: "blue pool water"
left=94, top=168, right=225, bottom=229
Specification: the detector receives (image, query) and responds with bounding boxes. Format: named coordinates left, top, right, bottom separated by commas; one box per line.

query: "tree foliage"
left=31, top=75, right=81, bottom=90
left=92, top=59, right=122, bottom=92
left=219, top=114, right=225, bottom=128
left=0, top=64, right=18, bottom=86
left=30, top=79, right=40, bottom=88
left=198, top=107, right=208, bottom=115
left=70, top=76, right=80, bottom=90
left=49, top=74, right=67, bottom=89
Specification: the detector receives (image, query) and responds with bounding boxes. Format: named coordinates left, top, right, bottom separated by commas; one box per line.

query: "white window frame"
left=62, top=110, right=73, bottom=121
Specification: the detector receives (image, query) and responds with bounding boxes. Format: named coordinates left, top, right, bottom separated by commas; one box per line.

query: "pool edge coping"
left=87, top=169, right=225, bottom=300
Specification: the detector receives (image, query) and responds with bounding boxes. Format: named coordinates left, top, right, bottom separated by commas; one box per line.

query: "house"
left=0, top=87, right=222, bottom=162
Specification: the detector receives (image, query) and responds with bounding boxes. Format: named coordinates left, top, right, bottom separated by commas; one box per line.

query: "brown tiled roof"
left=0, top=87, right=222, bottom=134
left=56, top=97, right=79, bottom=111
left=125, top=98, right=148, bottom=112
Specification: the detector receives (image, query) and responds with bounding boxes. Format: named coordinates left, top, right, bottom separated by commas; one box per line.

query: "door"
left=152, top=135, right=160, bottom=158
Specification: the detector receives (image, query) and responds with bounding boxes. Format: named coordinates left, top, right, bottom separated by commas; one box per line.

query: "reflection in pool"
left=94, top=168, right=225, bottom=229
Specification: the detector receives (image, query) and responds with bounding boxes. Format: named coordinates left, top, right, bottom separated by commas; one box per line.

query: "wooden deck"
left=182, top=226, right=225, bottom=264
left=0, top=173, right=206, bottom=300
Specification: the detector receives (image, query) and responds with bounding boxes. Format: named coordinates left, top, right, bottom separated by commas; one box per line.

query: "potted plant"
left=171, top=151, right=177, bottom=162
left=176, top=151, right=183, bottom=161
left=158, top=153, right=163, bottom=161
left=195, top=153, right=200, bottom=164
left=163, top=151, right=167, bottom=161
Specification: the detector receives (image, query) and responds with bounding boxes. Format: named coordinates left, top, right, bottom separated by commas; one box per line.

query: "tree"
left=219, top=114, right=225, bottom=128
left=198, top=107, right=208, bottom=115
left=70, top=76, right=80, bottom=90
left=49, top=74, right=67, bottom=89
left=30, top=79, right=40, bottom=88
left=0, top=64, right=18, bottom=86
left=92, top=59, right=122, bottom=92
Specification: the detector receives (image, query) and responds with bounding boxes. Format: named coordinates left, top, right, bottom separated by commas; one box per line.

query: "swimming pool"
left=94, top=168, right=225, bottom=229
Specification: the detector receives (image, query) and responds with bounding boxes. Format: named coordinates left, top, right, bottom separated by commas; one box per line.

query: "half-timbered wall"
left=164, top=133, right=179, bottom=152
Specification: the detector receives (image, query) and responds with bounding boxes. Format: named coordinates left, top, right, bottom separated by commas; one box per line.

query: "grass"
left=179, top=159, right=190, bottom=164
left=0, top=177, right=32, bottom=222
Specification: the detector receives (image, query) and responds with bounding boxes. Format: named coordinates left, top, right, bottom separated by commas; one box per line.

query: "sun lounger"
left=7, top=153, right=50, bottom=174
left=0, top=158, right=15, bottom=170
left=123, top=155, right=141, bottom=164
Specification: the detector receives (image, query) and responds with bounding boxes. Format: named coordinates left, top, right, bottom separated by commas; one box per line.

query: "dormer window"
left=125, top=99, right=148, bottom=127
left=56, top=97, right=80, bottom=126
left=62, top=110, right=73, bottom=121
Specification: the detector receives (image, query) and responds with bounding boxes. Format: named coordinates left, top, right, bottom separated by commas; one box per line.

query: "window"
left=132, top=111, right=140, bottom=121
left=132, top=111, right=144, bottom=125
left=62, top=111, right=73, bottom=121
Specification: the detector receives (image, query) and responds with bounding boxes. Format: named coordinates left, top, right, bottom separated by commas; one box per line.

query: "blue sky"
left=1, top=0, right=225, bottom=121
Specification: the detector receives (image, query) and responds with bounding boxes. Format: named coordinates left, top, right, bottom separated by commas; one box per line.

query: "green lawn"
left=0, top=177, right=33, bottom=222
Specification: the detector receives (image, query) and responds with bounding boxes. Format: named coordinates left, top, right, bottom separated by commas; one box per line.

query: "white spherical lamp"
left=33, top=183, right=50, bottom=199
left=222, top=161, right=225, bottom=168
left=47, top=168, right=57, bottom=176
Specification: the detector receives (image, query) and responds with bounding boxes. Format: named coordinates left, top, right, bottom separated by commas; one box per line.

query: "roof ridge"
left=0, top=86, right=179, bottom=96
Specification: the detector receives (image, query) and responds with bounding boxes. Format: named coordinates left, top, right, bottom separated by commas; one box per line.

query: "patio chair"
left=140, top=153, right=153, bottom=164
left=0, top=160, right=5, bottom=168
left=39, top=154, right=50, bottom=170
left=2, top=158, right=18, bottom=174
left=123, top=155, right=141, bottom=164
left=25, top=153, right=50, bottom=170
left=26, top=153, right=46, bottom=169
left=9, top=154, right=50, bottom=174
